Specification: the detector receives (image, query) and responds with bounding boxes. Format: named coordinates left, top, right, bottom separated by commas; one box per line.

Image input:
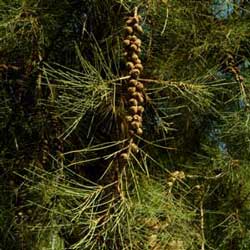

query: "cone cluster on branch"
left=120, top=10, right=144, bottom=161
left=226, top=54, right=244, bottom=83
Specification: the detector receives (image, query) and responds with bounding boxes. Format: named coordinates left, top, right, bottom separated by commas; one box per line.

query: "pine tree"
left=1, top=0, right=250, bottom=249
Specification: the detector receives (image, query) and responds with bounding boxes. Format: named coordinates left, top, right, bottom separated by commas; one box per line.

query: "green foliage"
left=1, top=0, right=250, bottom=249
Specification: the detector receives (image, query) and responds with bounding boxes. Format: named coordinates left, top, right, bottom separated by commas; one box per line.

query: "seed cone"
left=135, top=63, right=143, bottom=72
left=134, top=58, right=141, bottom=64
left=125, top=26, right=133, bottom=34
left=130, top=68, right=140, bottom=77
left=131, top=121, right=141, bottom=129
left=123, top=39, right=130, bottom=46
left=130, top=35, right=137, bottom=41
left=128, top=87, right=136, bottom=93
left=134, top=39, right=142, bottom=47
left=130, top=44, right=138, bottom=51
left=126, top=61, right=134, bottom=70
left=132, top=92, right=144, bottom=103
left=120, top=153, right=129, bottom=160
left=129, top=106, right=138, bottom=114
left=129, top=98, right=138, bottom=106
left=137, top=106, right=144, bottom=114
left=130, top=143, right=139, bottom=153
left=136, top=128, right=143, bottom=135
left=133, top=23, right=143, bottom=33
left=131, top=53, right=139, bottom=61
left=136, top=82, right=144, bottom=91
left=126, top=18, right=133, bottom=25
left=129, top=79, right=137, bottom=86
left=133, top=114, right=143, bottom=122
left=125, top=115, right=133, bottom=122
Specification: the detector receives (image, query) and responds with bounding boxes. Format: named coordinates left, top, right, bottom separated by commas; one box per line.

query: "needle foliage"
left=1, top=0, right=250, bottom=249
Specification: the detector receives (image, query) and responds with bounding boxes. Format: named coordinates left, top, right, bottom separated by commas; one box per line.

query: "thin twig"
left=134, top=7, right=138, bottom=17
left=108, top=75, right=130, bottom=83
left=200, top=199, right=205, bottom=250
left=161, top=8, right=169, bottom=36
left=186, top=172, right=225, bottom=180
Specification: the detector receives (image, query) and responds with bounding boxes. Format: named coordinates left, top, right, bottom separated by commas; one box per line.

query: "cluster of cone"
left=226, top=54, right=244, bottom=83
left=120, top=11, right=144, bottom=160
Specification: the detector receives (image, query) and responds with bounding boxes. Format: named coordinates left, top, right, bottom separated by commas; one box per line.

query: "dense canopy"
left=1, top=1, right=250, bottom=249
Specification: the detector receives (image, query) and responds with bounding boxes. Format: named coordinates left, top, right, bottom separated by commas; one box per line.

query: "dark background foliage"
left=1, top=0, right=250, bottom=249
